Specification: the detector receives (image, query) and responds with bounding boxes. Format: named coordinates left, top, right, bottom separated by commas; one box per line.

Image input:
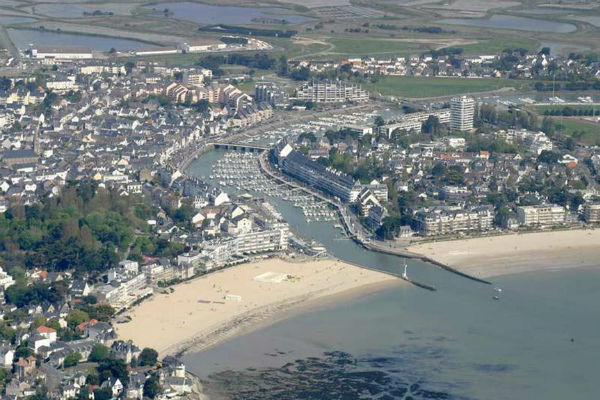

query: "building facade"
left=294, top=80, right=369, bottom=103
left=583, top=203, right=600, bottom=223
left=278, top=149, right=360, bottom=202
left=416, top=207, right=494, bottom=236
left=516, top=205, right=566, bottom=227
left=255, top=83, right=289, bottom=108
left=450, top=96, right=474, bottom=131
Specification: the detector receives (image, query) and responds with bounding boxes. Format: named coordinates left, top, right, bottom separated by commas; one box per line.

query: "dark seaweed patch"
left=202, top=350, right=474, bottom=399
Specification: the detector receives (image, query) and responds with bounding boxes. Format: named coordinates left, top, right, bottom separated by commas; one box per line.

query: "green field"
left=460, top=37, right=540, bottom=55
left=532, top=104, right=600, bottom=113
left=236, top=80, right=257, bottom=95
left=552, top=118, right=600, bottom=145
left=327, top=38, right=419, bottom=57
left=363, top=76, right=526, bottom=98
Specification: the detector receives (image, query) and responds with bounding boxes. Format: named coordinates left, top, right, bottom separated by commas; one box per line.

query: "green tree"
left=0, top=324, right=16, bottom=343
left=93, top=388, right=112, bottom=400
left=278, top=54, right=288, bottom=76
left=14, top=344, right=33, bottom=359
left=443, top=165, right=465, bottom=185
left=77, top=387, right=90, bottom=400
left=537, top=150, right=560, bottom=164
left=139, top=348, right=158, bottom=366
left=422, top=115, right=440, bottom=135
left=67, top=310, right=90, bottom=329
left=89, top=344, right=110, bottom=362
left=290, top=66, right=310, bottom=81
left=63, top=352, right=82, bottom=368
left=98, top=359, right=128, bottom=383
left=86, top=372, right=100, bottom=385
left=143, top=377, right=161, bottom=399
left=124, top=62, right=135, bottom=75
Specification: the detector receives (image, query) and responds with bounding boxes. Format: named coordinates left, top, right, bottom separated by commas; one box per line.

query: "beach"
left=115, top=258, right=401, bottom=356
left=407, top=229, right=600, bottom=278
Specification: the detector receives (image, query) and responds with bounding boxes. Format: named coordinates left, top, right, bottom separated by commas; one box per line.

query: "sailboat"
left=402, top=262, right=408, bottom=279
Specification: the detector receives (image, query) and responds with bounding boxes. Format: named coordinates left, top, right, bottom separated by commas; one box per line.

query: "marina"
left=211, top=152, right=339, bottom=224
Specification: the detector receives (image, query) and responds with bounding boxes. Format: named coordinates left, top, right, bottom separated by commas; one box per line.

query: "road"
left=0, top=26, right=20, bottom=60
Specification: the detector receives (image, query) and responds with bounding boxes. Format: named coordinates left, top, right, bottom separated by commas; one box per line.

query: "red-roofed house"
left=36, top=326, right=57, bottom=341
left=77, top=319, right=99, bottom=333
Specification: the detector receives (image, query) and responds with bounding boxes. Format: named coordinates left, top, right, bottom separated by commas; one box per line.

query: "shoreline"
left=114, top=257, right=403, bottom=358
left=168, top=278, right=402, bottom=357
left=407, top=228, right=600, bottom=279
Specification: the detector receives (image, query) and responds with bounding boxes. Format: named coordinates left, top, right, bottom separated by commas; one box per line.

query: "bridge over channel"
left=212, top=142, right=267, bottom=153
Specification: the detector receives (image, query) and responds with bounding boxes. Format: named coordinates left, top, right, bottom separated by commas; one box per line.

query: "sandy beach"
left=115, top=258, right=401, bottom=356
left=407, top=229, right=600, bottom=279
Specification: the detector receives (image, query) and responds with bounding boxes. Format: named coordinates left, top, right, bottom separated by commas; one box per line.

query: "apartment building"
left=202, top=227, right=289, bottom=266
left=294, top=80, right=369, bottom=103
left=416, top=207, right=494, bottom=236
left=378, top=109, right=450, bottom=138
left=516, top=205, right=566, bottom=227
left=583, top=203, right=600, bottom=223
left=255, top=83, right=289, bottom=108
left=279, top=149, right=360, bottom=202
left=450, top=96, right=474, bottom=131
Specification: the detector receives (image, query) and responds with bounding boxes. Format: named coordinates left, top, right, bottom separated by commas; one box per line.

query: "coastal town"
left=0, top=12, right=599, bottom=400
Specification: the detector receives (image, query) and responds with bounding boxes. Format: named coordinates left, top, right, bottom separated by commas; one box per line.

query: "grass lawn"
left=531, top=104, right=600, bottom=114
left=460, top=37, right=539, bottom=55
left=236, top=80, right=256, bottom=95
left=552, top=117, right=600, bottom=145
left=363, top=76, right=526, bottom=98
left=327, top=38, right=420, bottom=57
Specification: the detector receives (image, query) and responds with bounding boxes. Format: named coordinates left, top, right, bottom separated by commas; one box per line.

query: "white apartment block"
left=0, top=267, right=15, bottom=289
left=203, top=227, right=290, bottom=266
left=514, top=129, right=553, bottom=155
left=378, top=110, right=450, bottom=138
left=416, top=207, right=494, bottom=236
left=450, top=96, right=474, bottom=131
left=516, top=205, right=565, bottom=227
left=295, top=80, right=369, bottom=103
left=583, top=203, right=600, bottom=223
left=80, top=65, right=126, bottom=75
